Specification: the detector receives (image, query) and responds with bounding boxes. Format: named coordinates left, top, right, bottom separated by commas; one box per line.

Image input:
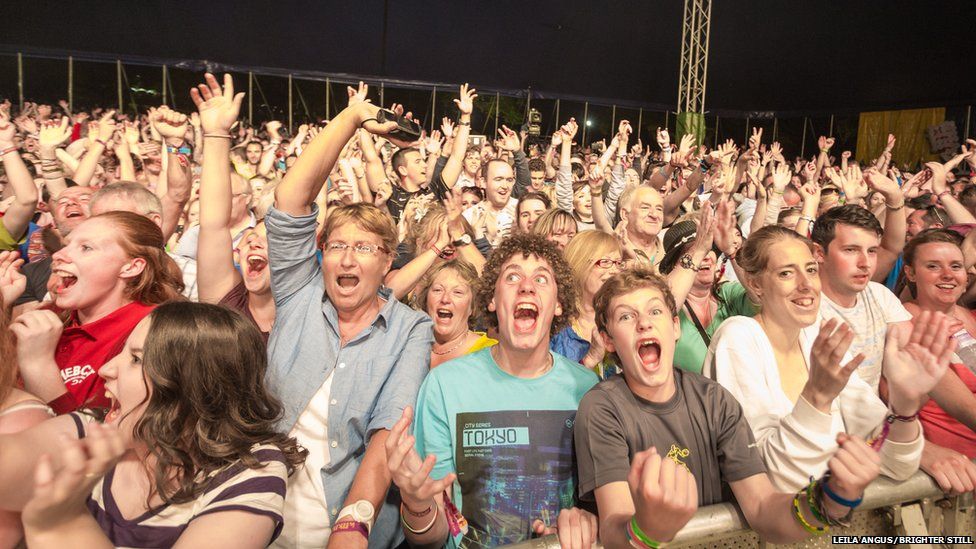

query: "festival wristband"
left=628, top=517, right=662, bottom=548
left=820, top=471, right=863, bottom=508
left=332, top=520, right=369, bottom=539
left=166, top=144, right=192, bottom=155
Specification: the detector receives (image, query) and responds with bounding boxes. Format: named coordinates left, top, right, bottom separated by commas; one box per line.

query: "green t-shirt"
left=674, top=282, right=758, bottom=374
left=414, top=347, right=598, bottom=548
left=0, top=220, right=26, bottom=251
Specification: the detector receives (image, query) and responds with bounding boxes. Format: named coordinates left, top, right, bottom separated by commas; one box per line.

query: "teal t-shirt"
left=674, top=282, right=759, bottom=374
left=414, top=347, right=598, bottom=548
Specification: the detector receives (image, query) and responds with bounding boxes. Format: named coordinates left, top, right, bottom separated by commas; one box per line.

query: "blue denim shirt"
left=265, top=205, right=433, bottom=547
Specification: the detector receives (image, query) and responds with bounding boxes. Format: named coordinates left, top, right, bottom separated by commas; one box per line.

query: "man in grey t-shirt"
left=576, top=268, right=885, bottom=548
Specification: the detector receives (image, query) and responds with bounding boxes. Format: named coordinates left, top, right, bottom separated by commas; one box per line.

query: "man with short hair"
left=462, top=158, right=519, bottom=247
left=812, top=202, right=910, bottom=390
left=575, top=268, right=883, bottom=548
left=390, top=233, right=600, bottom=548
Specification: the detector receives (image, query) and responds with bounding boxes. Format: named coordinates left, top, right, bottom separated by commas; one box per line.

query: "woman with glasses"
left=550, top=230, right=623, bottom=378
left=265, top=83, right=435, bottom=547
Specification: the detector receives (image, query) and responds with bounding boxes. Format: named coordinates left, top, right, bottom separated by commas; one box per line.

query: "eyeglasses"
left=594, top=258, right=625, bottom=269
left=323, top=242, right=390, bottom=256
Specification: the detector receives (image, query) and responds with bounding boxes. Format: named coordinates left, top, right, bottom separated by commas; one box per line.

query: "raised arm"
left=191, top=73, right=245, bottom=303
left=275, top=101, right=402, bottom=216
left=73, top=111, right=116, bottom=186
left=438, top=84, right=476, bottom=189
left=863, top=169, right=906, bottom=280
left=0, top=106, right=38, bottom=243
left=667, top=203, right=715, bottom=310
left=36, top=117, right=73, bottom=198
left=152, top=106, right=193, bottom=242
left=928, top=161, right=976, bottom=224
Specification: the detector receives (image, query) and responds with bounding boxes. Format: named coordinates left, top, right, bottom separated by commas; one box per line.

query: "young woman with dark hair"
left=0, top=302, right=306, bottom=548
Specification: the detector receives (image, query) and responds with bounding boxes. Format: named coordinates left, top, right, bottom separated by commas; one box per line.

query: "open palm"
left=190, top=73, right=244, bottom=134
left=884, top=311, right=955, bottom=403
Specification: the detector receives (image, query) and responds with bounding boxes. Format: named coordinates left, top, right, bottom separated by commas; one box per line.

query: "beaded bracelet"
left=791, top=491, right=828, bottom=535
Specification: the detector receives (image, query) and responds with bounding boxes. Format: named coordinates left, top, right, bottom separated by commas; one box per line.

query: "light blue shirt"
left=265, top=205, right=433, bottom=547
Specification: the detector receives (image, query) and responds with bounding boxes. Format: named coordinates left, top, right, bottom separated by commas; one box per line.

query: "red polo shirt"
left=48, top=302, right=156, bottom=415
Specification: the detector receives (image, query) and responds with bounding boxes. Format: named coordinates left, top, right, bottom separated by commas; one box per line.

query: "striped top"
left=70, top=413, right=288, bottom=548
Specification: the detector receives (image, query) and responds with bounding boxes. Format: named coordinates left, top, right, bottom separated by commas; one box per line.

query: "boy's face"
left=602, top=286, right=680, bottom=401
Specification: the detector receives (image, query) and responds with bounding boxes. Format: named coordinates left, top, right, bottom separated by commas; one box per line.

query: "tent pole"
left=772, top=117, right=778, bottom=142
left=800, top=117, right=809, bottom=158
left=966, top=105, right=972, bottom=140
left=714, top=116, right=720, bottom=148
left=17, top=53, right=23, bottom=109
left=611, top=105, right=616, bottom=134
left=68, top=56, right=73, bottom=113
left=829, top=114, right=834, bottom=136
left=555, top=99, right=560, bottom=127
left=494, top=93, right=500, bottom=136
left=325, top=78, right=330, bottom=120
left=745, top=116, right=750, bottom=143
left=430, top=87, right=436, bottom=132
left=380, top=83, right=384, bottom=107
left=638, top=108, right=643, bottom=142
left=117, top=60, right=123, bottom=112
left=288, top=74, right=293, bottom=134
left=162, top=65, right=168, bottom=106
left=582, top=101, right=589, bottom=146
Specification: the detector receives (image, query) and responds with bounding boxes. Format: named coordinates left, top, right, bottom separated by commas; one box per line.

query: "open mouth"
left=104, top=389, right=122, bottom=423
left=936, top=283, right=958, bottom=291
left=53, top=269, right=78, bottom=293
left=245, top=255, right=268, bottom=277
left=636, top=339, right=661, bottom=366
left=512, top=303, right=539, bottom=332
left=65, top=209, right=84, bottom=219
left=336, top=274, right=360, bottom=289
left=436, top=308, right=454, bottom=320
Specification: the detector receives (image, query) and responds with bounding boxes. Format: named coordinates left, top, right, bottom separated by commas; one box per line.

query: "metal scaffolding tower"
left=677, top=0, right=712, bottom=114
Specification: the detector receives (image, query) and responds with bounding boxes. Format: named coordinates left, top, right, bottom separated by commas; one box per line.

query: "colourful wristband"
left=628, top=517, right=661, bottom=548
left=791, top=491, right=828, bottom=535
left=332, top=520, right=369, bottom=539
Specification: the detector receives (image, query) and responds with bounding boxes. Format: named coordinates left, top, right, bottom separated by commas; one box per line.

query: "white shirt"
left=273, top=373, right=335, bottom=549
left=819, top=282, right=912, bottom=390
left=703, top=316, right=923, bottom=491
left=463, top=198, right=517, bottom=247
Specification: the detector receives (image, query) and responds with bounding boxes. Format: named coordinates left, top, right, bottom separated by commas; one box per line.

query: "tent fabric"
left=856, top=108, right=944, bottom=167
left=2, top=0, right=974, bottom=117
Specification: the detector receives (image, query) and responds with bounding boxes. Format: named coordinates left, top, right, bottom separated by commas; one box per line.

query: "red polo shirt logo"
left=50, top=302, right=156, bottom=415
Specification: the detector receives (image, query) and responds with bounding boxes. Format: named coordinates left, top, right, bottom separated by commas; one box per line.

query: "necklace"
left=432, top=332, right=469, bottom=355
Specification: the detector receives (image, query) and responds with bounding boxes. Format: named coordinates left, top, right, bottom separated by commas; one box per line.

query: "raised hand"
left=818, top=135, right=835, bottom=152
left=189, top=73, right=245, bottom=135
left=562, top=118, right=579, bottom=140
left=670, top=133, right=697, bottom=168
left=423, top=129, right=443, bottom=156
left=37, top=117, right=72, bottom=153
left=10, top=309, right=65, bottom=373
left=802, top=160, right=818, bottom=182
left=95, top=110, right=117, bottom=143
left=712, top=199, right=739, bottom=257
left=628, top=447, right=698, bottom=543
left=618, top=119, right=632, bottom=142
left=346, top=81, right=369, bottom=107
left=550, top=130, right=563, bottom=147
left=385, top=407, right=456, bottom=513
left=769, top=141, right=785, bottom=163
left=863, top=168, right=902, bottom=204
left=656, top=127, right=670, bottom=151
left=22, top=423, right=126, bottom=534
left=497, top=125, right=520, bottom=152
left=883, top=311, right=955, bottom=416
left=440, top=116, right=455, bottom=140
left=0, top=103, right=13, bottom=148
left=454, top=83, right=477, bottom=115
left=825, top=433, right=881, bottom=504
left=924, top=161, right=949, bottom=195
left=150, top=106, right=188, bottom=143
left=770, top=163, right=791, bottom=192
left=748, top=127, right=763, bottom=150
left=884, top=133, right=896, bottom=154
left=123, top=121, right=141, bottom=146
left=0, top=250, right=26, bottom=305
left=802, top=319, right=865, bottom=412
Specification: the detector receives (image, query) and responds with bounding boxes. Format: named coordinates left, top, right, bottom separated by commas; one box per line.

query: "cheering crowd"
left=0, top=73, right=974, bottom=549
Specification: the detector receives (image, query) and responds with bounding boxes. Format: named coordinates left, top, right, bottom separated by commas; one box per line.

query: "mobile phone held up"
left=375, top=109, right=423, bottom=142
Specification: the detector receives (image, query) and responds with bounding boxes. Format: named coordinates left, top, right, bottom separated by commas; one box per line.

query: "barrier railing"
left=501, top=462, right=976, bottom=548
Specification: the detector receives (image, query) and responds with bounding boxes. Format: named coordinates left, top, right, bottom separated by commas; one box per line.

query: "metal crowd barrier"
left=502, top=462, right=976, bottom=548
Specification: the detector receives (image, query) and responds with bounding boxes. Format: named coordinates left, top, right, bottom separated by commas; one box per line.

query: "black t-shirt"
left=386, top=171, right=452, bottom=225
left=14, top=256, right=52, bottom=305
left=574, top=369, right=765, bottom=506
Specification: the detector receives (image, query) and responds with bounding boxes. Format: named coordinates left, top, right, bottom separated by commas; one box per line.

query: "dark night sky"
left=2, top=0, right=974, bottom=115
